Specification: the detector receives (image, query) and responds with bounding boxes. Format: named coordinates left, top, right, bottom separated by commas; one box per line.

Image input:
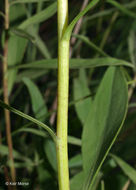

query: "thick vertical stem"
left=56, top=0, right=70, bottom=190
left=2, top=0, right=16, bottom=183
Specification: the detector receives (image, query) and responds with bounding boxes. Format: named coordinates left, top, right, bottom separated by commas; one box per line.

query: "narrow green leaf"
left=19, top=2, right=57, bottom=29
left=13, top=162, right=34, bottom=169
left=128, top=30, right=136, bottom=67
left=11, top=57, right=133, bottom=70
left=0, top=144, right=33, bottom=164
left=71, top=171, right=103, bottom=190
left=82, top=67, right=128, bottom=190
left=0, top=144, right=24, bottom=160
left=111, top=154, right=136, bottom=185
left=9, top=3, right=27, bottom=23
left=8, top=36, right=27, bottom=94
left=91, top=172, right=103, bottom=190
left=8, top=1, right=54, bottom=93
left=70, top=172, right=84, bottom=190
left=72, top=34, right=109, bottom=57
left=30, top=29, right=51, bottom=59
left=37, top=165, right=52, bottom=183
left=15, top=128, right=48, bottom=138
left=63, top=0, right=99, bottom=41
left=10, top=28, right=35, bottom=43
left=68, top=136, right=82, bottom=147
left=0, top=100, right=56, bottom=142
left=23, top=77, right=47, bottom=121
left=107, top=0, right=136, bottom=18
left=73, top=69, right=92, bottom=125
left=8, top=4, right=28, bottom=94
left=16, top=70, right=47, bottom=82
left=10, top=124, right=78, bottom=147
left=86, top=1, right=136, bottom=21
left=69, top=154, right=82, bottom=168
left=44, top=139, right=57, bottom=171
left=10, top=0, right=50, bottom=6
left=69, top=94, right=93, bottom=108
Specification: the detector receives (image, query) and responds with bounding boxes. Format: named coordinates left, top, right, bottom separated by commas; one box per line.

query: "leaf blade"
left=107, top=0, right=136, bottom=18
left=73, top=69, right=92, bottom=125
left=11, top=57, right=134, bottom=70
left=0, top=100, right=56, bottom=142
left=19, top=2, right=57, bottom=29
left=111, top=154, right=136, bottom=185
left=63, top=0, right=99, bottom=41
left=23, top=77, right=47, bottom=121
left=82, top=67, right=128, bottom=189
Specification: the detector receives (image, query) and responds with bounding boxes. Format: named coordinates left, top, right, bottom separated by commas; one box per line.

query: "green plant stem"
left=56, top=0, right=70, bottom=190
left=3, top=0, right=16, bottom=183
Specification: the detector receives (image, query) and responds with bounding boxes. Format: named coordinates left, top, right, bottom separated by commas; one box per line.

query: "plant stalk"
left=2, top=0, right=16, bottom=183
left=56, top=0, right=70, bottom=190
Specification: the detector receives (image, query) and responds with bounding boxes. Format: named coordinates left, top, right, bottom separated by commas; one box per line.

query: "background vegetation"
left=0, top=0, right=136, bottom=189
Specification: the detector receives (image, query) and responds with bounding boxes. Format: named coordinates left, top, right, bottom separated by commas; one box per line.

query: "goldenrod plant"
left=0, top=0, right=136, bottom=189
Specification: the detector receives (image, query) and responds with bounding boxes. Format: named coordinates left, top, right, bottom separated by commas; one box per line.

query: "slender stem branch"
left=70, top=0, right=89, bottom=57
left=70, top=0, right=89, bottom=45
left=56, top=0, right=70, bottom=190
left=5, top=0, right=9, bottom=30
left=3, top=0, right=16, bottom=183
